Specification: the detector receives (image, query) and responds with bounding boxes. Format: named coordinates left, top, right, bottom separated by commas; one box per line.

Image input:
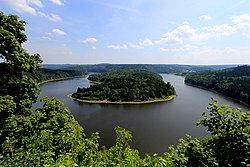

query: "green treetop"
left=0, top=12, right=42, bottom=116
left=73, top=69, right=176, bottom=102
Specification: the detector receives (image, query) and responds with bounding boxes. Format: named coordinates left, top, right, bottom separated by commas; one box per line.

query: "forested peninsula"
left=185, top=65, right=250, bottom=105
left=72, top=69, right=176, bottom=103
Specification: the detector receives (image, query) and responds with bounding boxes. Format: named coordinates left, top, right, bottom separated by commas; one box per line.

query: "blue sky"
left=2, top=0, right=250, bottom=64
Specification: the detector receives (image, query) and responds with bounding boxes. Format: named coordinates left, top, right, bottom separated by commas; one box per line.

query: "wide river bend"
left=37, top=74, right=250, bottom=156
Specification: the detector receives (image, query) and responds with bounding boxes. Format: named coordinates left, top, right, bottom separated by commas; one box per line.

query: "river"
left=37, top=74, right=250, bottom=156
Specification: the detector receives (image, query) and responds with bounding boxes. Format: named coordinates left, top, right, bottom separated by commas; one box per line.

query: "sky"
left=1, top=0, right=250, bottom=64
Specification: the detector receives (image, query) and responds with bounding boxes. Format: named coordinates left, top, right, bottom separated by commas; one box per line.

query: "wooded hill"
left=43, top=63, right=237, bottom=73
left=185, top=65, right=250, bottom=104
left=28, top=68, right=86, bottom=83
left=73, top=69, right=176, bottom=102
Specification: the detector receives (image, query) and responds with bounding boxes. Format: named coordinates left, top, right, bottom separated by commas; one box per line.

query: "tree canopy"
left=28, top=68, right=87, bottom=83
left=0, top=12, right=42, bottom=116
left=185, top=65, right=250, bottom=104
left=73, top=69, right=176, bottom=102
left=56, top=63, right=236, bottom=73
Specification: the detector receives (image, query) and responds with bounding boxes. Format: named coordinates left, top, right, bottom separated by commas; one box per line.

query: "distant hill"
left=200, top=65, right=240, bottom=70
left=185, top=65, right=250, bottom=105
left=42, top=64, right=239, bottom=73
left=28, top=68, right=86, bottom=83
left=42, top=64, right=76, bottom=69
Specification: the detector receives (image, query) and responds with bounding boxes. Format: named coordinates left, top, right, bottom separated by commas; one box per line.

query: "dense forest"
left=43, top=63, right=237, bottom=73
left=185, top=65, right=250, bottom=105
left=0, top=12, right=249, bottom=166
left=72, top=69, right=176, bottom=102
left=28, top=68, right=86, bottom=83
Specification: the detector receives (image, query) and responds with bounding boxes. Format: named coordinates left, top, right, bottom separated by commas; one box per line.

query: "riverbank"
left=185, top=83, right=250, bottom=107
left=38, top=75, right=86, bottom=85
left=68, top=94, right=176, bottom=104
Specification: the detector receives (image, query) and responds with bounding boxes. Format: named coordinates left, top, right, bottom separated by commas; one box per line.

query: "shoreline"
left=185, top=82, right=250, bottom=107
left=38, top=75, right=86, bottom=85
left=68, top=94, right=176, bottom=105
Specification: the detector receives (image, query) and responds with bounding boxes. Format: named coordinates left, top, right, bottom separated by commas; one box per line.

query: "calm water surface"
left=38, top=74, right=250, bottom=156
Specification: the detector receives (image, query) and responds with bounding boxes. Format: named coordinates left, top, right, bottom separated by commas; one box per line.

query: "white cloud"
left=52, top=29, right=66, bottom=36
left=42, top=36, right=51, bottom=40
left=80, top=38, right=98, bottom=43
left=234, top=22, right=250, bottom=36
left=3, top=0, right=43, bottom=15
left=38, top=12, right=62, bottom=22
left=107, top=44, right=128, bottom=49
left=174, top=47, right=249, bottom=64
left=49, top=0, right=64, bottom=5
left=129, top=38, right=154, bottom=49
left=42, top=32, right=52, bottom=40
left=232, top=14, right=250, bottom=23
left=199, top=15, right=211, bottom=20
left=139, top=38, right=154, bottom=46
left=49, top=14, right=62, bottom=22
left=184, top=44, right=198, bottom=49
left=160, top=47, right=168, bottom=52
left=156, top=24, right=210, bottom=44
left=129, top=43, right=144, bottom=49
left=92, top=46, right=97, bottom=49
left=182, top=21, right=190, bottom=25
left=230, top=14, right=250, bottom=36
left=159, top=46, right=250, bottom=64
left=160, top=44, right=198, bottom=52
left=203, top=24, right=237, bottom=36
left=203, top=14, right=250, bottom=37
left=156, top=36, right=182, bottom=45
left=45, top=32, right=52, bottom=36
left=30, top=0, right=43, bottom=8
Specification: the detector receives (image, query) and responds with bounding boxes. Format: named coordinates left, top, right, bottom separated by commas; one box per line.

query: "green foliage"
left=197, top=99, right=250, bottom=166
left=0, top=97, right=100, bottom=166
left=0, top=11, right=42, bottom=115
left=142, top=100, right=249, bottom=167
left=1, top=12, right=249, bottom=167
left=0, top=11, right=43, bottom=158
left=60, top=63, right=222, bottom=73
left=28, top=68, right=87, bottom=83
left=73, top=69, right=176, bottom=102
left=185, top=65, right=250, bottom=104
left=0, top=96, right=16, bottom=125
left=89, top=127, right=143, bottom=167
left=0, top=11, right=91, bottom=166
